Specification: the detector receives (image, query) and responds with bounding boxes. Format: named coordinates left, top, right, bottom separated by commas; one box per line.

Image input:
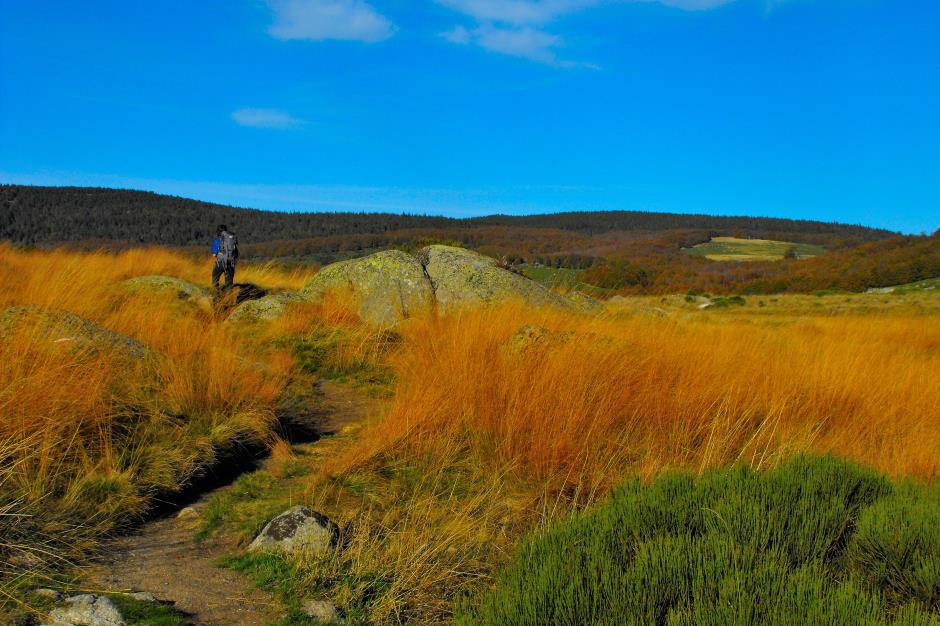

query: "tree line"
left=1, top=185, right=892, bottom=247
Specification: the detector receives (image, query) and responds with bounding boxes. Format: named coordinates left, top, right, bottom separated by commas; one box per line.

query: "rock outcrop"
left=248, top=505, right=340, bottom=557
left=227, top=292, right=301, bottom=322
left=504, top=325, right=574, bottom=355
left=0, top=306, right=151, bottom=360
left=251, top=245, right=601, bottom=327
left=299, top=251, right=434, bottom=327
left=417, top=245, right=571, bottom=312
left=301, top=599, right=344, bottom=624
left=121, top=275, right=209, bottom=305
left=43, top=594, right=125, bottom=626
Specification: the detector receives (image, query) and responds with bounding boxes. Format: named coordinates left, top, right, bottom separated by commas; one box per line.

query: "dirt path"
left=84, top=380, right=377, bottom=626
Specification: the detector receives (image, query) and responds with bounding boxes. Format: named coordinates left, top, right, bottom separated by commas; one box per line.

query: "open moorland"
left=1, top=227, right=938, bottom=625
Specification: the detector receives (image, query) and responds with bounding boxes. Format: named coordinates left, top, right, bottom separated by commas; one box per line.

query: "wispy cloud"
left=437, top=0, right=601, bottom=25
left=437, top=0, right=740, bottom=66
left=447, top=23, right=594, bottom=68
left=231, top=107, right=306, bottom=129
left=436, top=0, right=600, bottom=67
left=266, top=0, right=395, bottom=43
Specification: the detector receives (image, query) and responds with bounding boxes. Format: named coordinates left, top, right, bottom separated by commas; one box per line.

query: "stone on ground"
left=121, top=275, right=209, bottom=305
left=248, top=505, right=339, bottom=557
left=44, top=594, right=125, bottom=626
left=126, top=592, right=158, bottom=602
left=227, top=292, right=301, bottom=322
left=32, top=588, right=62, bottom=602
left=299, top=251, right=434, bottom=327
left=416, top=245, right=572, bottom=311
left=0, top=306, right=151, bottom=360
left=301, top=599, right=344, bottom=624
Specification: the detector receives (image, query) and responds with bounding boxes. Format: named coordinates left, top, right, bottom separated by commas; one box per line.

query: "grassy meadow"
left=1, top=243, right=938, bottom=624
left=0, top=244, right=316, bottom=597
left=686, top=236, right=827, bottom=261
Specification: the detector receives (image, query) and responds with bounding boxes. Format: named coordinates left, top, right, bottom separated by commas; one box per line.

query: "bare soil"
left=84, top=380, right=376, bottom=626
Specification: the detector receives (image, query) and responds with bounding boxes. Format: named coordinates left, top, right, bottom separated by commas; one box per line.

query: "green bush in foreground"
left=457, top=457, right=940, bottom=626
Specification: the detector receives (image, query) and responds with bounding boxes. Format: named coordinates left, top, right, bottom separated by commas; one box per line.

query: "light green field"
left=606, top=290, right=940, bottom=319
left=522, top=265, right=587, bottom=289
left=685, top=236, right=826, bottom=261
left=883, top=277, right=940, bottom=294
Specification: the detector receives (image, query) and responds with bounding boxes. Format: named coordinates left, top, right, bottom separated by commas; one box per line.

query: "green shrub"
left=710, top=295, right=747, bottom=308
left=847, top=483, right=940, bottom=611
left=457, top=457, right=938, bottom=626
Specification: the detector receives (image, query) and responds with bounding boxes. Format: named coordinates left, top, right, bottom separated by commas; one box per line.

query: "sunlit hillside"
left=1, top=243, right=938, bottom=625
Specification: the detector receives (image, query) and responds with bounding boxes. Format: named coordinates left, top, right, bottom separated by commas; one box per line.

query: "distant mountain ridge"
left=0, top=185, right=894, bottom=247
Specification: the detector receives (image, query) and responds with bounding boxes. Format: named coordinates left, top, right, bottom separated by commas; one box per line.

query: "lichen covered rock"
left=301, top=599, right=344, bottom=624
left=44, top=594, right=125, bottom=626
left=227, top=292, right=301, bottom=322
left=416, top=245, right=571, bottom=312
left=0, top=306, right=152, bottom=360
left=248, top=505, right=340, bottom=557
left=121, top=275, right=209, bottom=305
left=299, top=251, right=434, bottom=327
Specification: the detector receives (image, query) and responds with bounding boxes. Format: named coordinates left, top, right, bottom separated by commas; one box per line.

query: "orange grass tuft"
left=332, top=302, right=940, bottom=496
left=0, top=244, right=299, bottom=580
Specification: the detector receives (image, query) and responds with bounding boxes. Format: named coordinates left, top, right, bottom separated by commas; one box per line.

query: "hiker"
left=211, top=224, right=239, bottom=292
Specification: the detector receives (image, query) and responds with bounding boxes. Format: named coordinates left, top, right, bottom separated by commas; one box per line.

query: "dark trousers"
left=212, top=260, right=235, bottom=291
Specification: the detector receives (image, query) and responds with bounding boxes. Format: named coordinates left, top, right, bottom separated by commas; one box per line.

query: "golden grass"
left=301, top=298, right=938, bottom=623
left=332, top=301, right=940, bottom=493
left=0, top=244, right=304, bottom=586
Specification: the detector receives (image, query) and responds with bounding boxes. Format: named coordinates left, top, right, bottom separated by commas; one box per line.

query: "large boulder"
left=0, top=306, right=151, bottom=360
left=121, top=275, right=209, bottom=306
left=301, top=599, right=344, bottom=624
left=299, top=251, right=434, bottom=327
left=416, top=245, right=571, bottom=311
left=248, top=505, right=340, bottom=557
left=44, top=594, right=125, bottom=626
left=227, top=292, right=301, bottom=323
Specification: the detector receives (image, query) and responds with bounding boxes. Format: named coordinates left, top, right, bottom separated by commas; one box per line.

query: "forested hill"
left=0, top=185, right=894, bottom=246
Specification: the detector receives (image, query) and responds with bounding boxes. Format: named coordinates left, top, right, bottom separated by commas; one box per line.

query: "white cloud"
left=437, top=0, right=741, bottom=65
left=266, top=0, right=395, bottom=43
left=440, top=25, right=472, bottom=45
left=231, top=108, right=306, bottom=129
left=436, top=0, right=600, bottom=25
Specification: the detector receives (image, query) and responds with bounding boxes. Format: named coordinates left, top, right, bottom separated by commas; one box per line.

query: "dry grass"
left=0, top=244, right=304, bottom=591
left=333, top=302, right=939, bottom=490
left=302, top=298, right=938, bottom=623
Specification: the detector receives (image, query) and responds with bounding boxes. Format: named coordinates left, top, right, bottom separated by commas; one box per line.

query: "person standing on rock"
left=211, top=224, right=239, bottom=292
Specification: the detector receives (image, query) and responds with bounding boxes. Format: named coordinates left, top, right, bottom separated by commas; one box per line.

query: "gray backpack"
left=218, top=231, right=238, bottom=264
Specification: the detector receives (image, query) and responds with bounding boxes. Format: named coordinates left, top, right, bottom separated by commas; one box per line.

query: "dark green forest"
left=0, top=185, right=893, bottom=247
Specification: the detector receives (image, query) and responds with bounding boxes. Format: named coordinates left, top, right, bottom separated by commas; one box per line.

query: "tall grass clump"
left=457, top=456, right=940, bottom=626
left=0, top=244, right=299, bottom=593
left=333, top=301, right=940, bottom=494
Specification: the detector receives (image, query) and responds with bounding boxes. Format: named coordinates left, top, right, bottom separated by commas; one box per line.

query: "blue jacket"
left=211, top=238, right=220, bottom=255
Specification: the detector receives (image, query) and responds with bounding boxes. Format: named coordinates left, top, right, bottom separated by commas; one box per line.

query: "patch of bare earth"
left=84, top=380, right=377, bottom=626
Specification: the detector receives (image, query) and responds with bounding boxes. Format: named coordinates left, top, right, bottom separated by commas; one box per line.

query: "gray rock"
left=32, top=588, right=62, bottom=602
left=125, top=592, right=157, bottom=603
left=227, top=292, right=301, bottom=322
left=176, top=506, right=199, bottom=521
left=566, top=290, right=603, bottom=312
left=416, top=245, right=572, bottom=312
left=248, top=505, right=339, bottom=557
left=121, top=275, right=209, bottom=304
left=299, top=251, right=434, bottom=327
left=301, top=599, right=344, bottom=624
left=505, top=325, right=573, bottom=355
left=45, top=594, right=125, bottom=626
left=0, top=306, right=151, bottom=361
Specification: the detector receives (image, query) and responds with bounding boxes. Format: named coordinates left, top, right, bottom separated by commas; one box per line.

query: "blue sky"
left=1, top=0, right=938, bottom=233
